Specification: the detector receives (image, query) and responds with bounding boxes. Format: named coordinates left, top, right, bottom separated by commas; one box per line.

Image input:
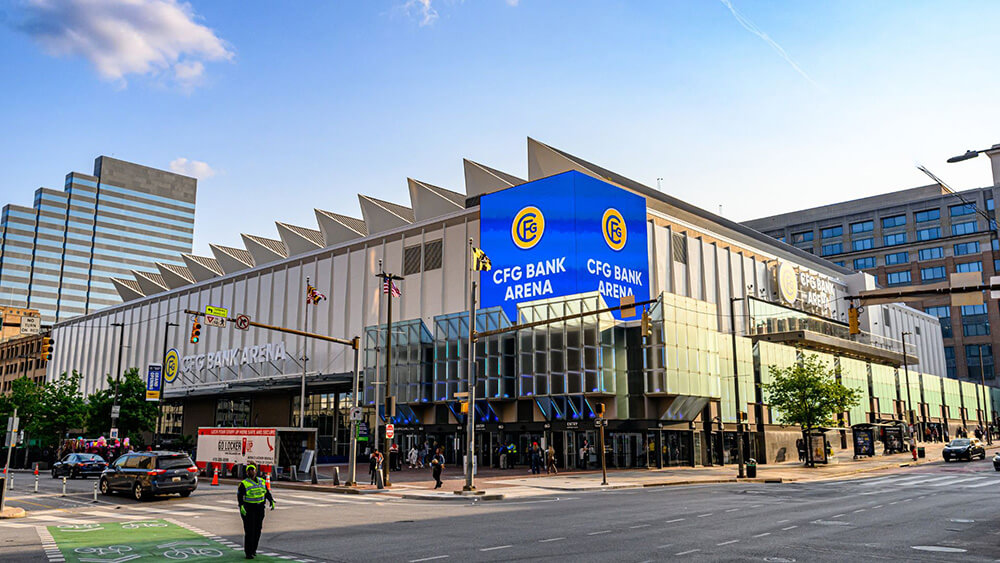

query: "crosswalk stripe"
left=895, top=475, right=956, bottom=486
left=282, top=493, right=378, bottom=504
left=928, top=477, right=986, bottom=487
left=860, top=474, right=931, bottom=486
left=961, top=479, right=997, bottom=488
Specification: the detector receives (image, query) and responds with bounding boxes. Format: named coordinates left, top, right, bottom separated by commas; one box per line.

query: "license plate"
left=172, top=477, right=181, bottom=482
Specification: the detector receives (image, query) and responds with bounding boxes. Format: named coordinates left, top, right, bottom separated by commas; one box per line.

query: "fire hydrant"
left=911, top=443, right=918, bottom=461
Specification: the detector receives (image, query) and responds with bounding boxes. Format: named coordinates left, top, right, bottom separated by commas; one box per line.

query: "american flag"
left=383, top=278, right=400, bottom=297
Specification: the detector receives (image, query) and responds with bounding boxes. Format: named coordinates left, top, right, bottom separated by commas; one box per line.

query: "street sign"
left=385, top=424, right=395, bottom=439
left=205, top=315, right=226, bottom=328
left=111, top=405, right=120, bottom=418
left=620, top=295, right=636, bottom=318
left=110, top=428, right=119, bottom=439
left=349, top=407, right=363, bottom=421
left=19, top=315, right=40, bottom=335
left=206, top=306, right=229, bottom=318
left=453, top=391, right=469, bottom=398
left=5, top=416, right=19, bottom=447
left=145, top=364, right=162, bottom=402
left=163, top=349, right=179, bottom=383
left=235, top=314, right=251, bottom=331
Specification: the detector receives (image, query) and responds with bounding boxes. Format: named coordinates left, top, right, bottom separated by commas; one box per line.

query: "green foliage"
left=762, top=354, right=861, bottom=433
left=32, top=371, right=88, bottom=447
left=86, top=368, right=158, bottom=442
left=0, top=376, right=43, bottom=421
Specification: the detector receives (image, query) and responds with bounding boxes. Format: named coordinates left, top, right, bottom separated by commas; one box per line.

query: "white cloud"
left=169, top=158, right=216, bottom=180
left=404, top=0, right=438, bottom=26
left=505, top=0, right=519, bottom=6
left=18, top=0, right=233, bottom=87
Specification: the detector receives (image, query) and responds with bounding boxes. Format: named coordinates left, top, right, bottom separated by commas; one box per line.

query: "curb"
left=401, top=492, right=505, bottom=501
left=0, top=507, right=27, bottom=519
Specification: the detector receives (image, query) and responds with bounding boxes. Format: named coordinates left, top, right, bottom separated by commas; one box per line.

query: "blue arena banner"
left=479, top=171, right=649, bottom=321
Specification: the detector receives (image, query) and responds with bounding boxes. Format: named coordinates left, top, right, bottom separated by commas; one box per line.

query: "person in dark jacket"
left=431, top=448, right=445, bottom=489
left=237, top=464, right=274, bottom=559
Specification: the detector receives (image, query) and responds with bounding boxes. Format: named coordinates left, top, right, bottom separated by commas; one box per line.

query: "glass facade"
left=925, top=306, right=952, bottom=338
left=966, top=344, right=994, bottom=380
left=0, top=158, right=195, bottom=323
left=961, top=304, right=990, bottom=337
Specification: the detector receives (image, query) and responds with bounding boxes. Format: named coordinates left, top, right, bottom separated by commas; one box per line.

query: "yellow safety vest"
left=241, top=477, right=266, bottom=503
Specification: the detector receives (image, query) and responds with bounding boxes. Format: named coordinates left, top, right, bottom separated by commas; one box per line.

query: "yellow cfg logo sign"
left=602, top=208, right=627, bottom=251
left=512, top=206, right=545, bottom=249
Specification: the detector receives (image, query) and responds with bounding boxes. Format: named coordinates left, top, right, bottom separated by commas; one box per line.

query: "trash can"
left=917, top=447, right=925, bottom=459
left=746, top=458, right=757, bottom=478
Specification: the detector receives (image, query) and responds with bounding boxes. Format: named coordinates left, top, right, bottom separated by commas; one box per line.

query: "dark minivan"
left=99, top=451, right=198, bottom=501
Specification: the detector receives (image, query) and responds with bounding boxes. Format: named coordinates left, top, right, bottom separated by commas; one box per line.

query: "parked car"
left=942, top=438, right=986, bottom=462
left=51, top=453, right=108, bottom=479
left=99, top=451, right=198, bottom=501
left=993, top=452, right=1000, bottom=471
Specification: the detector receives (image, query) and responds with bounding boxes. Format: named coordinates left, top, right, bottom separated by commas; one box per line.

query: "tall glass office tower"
left=0, top=157, right=196, bottom=324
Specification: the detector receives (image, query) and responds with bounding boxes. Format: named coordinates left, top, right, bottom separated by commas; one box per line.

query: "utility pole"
left=1, top=407, right=17, bottom=514
left=155, top=321, right=178, bottom=447
left=597, top=402, right=608, bottom=486
left=464, top=237, right=478, bottom=492
left=978, top=351, right=992, bottom=444
left=110, top=322, right=125, bottom=433
left=376, top=265, right=403, bottom=487
left=300, top=278, right=311, bottom=429
left=729, top=296, right=746, bottom=479
left=901, top=331, right=918, bottom=443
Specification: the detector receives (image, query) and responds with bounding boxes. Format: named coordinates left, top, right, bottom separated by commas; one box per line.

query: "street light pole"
left=375, top=266, right=404, bottom=488
left=347, top=336, right=361, bottom=486
left=978, top=351, right=991, bottom=444
left=155, top=321, right=178, bottom=447
left=110, top=322, right=125, bottom=433
left=901, top=331, right=918, bottom=443
left=729, top=296, right=746, bottom=479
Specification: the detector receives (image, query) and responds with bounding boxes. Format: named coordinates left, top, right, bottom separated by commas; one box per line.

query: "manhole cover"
left=911, top=546, right=967, bottom=553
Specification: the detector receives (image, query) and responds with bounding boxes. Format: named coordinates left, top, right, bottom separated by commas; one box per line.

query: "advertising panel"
left=196, top=427, right=277, bottom=468
left=480, top=171, right=649, bottom=321
left=145, top=364, right=162, bottom=402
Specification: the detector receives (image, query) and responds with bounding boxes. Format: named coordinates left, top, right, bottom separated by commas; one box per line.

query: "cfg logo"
left=512, top=206, right=545, bottom=249
left=602, top=208, right=626, bottom=251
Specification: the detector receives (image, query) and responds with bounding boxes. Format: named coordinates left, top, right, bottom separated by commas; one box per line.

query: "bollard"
left=311, top=465, right=318, bottom=485
left=92, top=482, right=98, bottom=503
left=332, top=466, right=340, bottom=486
left=34, top=474, right=39, bottom=494
left=61, top=476, right=67, bottom=497
left=290, top=465, right=298, bottom=482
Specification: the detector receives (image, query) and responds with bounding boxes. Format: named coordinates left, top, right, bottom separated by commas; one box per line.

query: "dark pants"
left=241, top=503, right=265, bottom=557
left=433, top=466, right=442, bottom=488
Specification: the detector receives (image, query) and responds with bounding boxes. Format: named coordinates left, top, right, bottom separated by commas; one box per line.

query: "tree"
left=0, top=376, right=42, bottom=422
left=762, top=354, right=861, bottom=467
left=86, top=368, right=158, bottom=444
left=31, top=371, right=88, bottom=447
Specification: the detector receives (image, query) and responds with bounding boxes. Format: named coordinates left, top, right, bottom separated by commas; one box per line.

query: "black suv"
left=99, top=451, right=198, bottom=501
left=51, top=453, right=107, bottom=479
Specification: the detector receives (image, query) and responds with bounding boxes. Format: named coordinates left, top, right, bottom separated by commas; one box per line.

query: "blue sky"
left=2, top=1, right=1000, bottom=255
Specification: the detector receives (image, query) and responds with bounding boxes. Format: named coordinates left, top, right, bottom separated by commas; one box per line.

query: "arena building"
left=49, top=139, right=995, bottom=469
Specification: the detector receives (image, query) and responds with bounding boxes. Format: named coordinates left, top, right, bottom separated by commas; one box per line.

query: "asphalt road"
left=3, top=458, right=1000, bottom=562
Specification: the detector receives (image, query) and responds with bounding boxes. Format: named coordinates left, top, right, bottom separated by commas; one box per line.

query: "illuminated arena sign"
left=480, top=171, right=649, bottom=321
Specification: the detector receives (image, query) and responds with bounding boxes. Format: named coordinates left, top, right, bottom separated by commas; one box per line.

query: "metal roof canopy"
left=753, top=329, right=917, bottom=368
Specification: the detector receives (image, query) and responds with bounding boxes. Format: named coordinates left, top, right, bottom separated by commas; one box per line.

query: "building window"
left=950, top=203, right=977, bottom=217
left=851, top=220, right=874, bottom=234
left=944, top=346, right=956, bottom=378
left=966, top=344, right=994, bottom=380
left=916, top=227, right=941, bottom=241
left=832, top=260, right=845, bottom=267
left=961, top=304, right=990, bottom=336
left=921, top=266, right=946, bottom=282
left=403, top=244, right=422, bottom=276
left=776, top=236, right=786, bottom=243
left=926, top=305, right=952, bottom=339
left=915, top=209, right=941, bottom=223
left=994, top=259, right=1000, bottom=272
left=994, top=239, right=999, bottom=251
left=854, top=257, right=876, bottom=269
left=918, top=247, right=944, bottom=260
left=821, top=243, right=843, bottom=256
left=884, top=251, right=908, bottom=265
left=672, top=233, right=687, bottom=264
left=988, top=197, right=995, bottom=211
left=882, top=215, right=907, bottom=229
left=954, top=241, right=980, bottom=256
left=956, top=261, right=982, bottom=273
left=852, top=238, right=874, bottom=251
left=952, top=221, right=977, bottom=236
left=886, top=270, right=911, bottom=286
left=883, top=233, right=907, bottom=246
left=423, top=239, right=443, bottom=271
left=820, top=226, right=843, bottom=239
left=791, top=231, right=814, bottom=243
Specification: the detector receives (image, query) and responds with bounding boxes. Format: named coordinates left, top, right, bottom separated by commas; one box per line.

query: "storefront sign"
left=181, top=341, right=286, bottom=373
left=196, top=427, right=277, bottom=468
left=480, top=171, right=649, bottom=321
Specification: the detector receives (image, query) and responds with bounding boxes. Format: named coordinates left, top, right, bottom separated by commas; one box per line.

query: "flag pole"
left=299, top=277, right=309, bottom=428
left=464, top=237, right=477, bottom=492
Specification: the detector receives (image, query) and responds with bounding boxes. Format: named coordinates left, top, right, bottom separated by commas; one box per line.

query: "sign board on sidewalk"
left=205, top=315, right=226, bottom=328
left=385, top=424, right=395, bottom=439
left=298, top=449, right=315, bottom=473
left=145, top=364, right=162, bottom=401
left=205, top=306, right=229, bottom=318
left=19, top=316, right=40, bottom=335
left=196, top=427, right=277, bottom=468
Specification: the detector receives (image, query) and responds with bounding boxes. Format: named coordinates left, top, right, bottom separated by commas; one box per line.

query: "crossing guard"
left=237, top=464, right=275, bottom=559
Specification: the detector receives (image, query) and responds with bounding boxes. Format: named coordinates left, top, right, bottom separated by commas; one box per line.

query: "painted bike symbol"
left=57, top=523, right=105, bottom=533
left=157, top=541, right=224, bottom=559
left=121, top=520, right=169, bottom=529
left=74, top=545, right=133, bottom=555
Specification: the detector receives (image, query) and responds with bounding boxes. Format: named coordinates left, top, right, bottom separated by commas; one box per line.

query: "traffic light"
left=459, top=401, right=468, bottom=414
left=39, top=336, right=54, bottom=361
left=848, top=305, right=859, bottom=335
left=190, top=319, right=202, bottom=344
left=596, top=402, right=606, bottom=418
left=640, top=310, right=653, bottom=337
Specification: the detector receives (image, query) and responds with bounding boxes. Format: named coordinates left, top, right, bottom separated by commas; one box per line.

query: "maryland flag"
left=471, top=247, right=492, bottom=271
left=306, top=278, right=327, bottom=305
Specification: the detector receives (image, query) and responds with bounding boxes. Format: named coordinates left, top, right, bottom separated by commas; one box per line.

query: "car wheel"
left=179, top=491, right=191, bottom=498
left=100, top=478, right=112, bottom=495
left=133, top=482, right=146, bottom=501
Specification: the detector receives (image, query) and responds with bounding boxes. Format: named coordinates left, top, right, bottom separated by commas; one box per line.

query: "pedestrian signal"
left=848, top=306, right=859, bottom=335
left=459, top=401, right=469, bottom=414
left=190, top=320, right=202, bottom=344
left=39, top=336, right=54, bottom=361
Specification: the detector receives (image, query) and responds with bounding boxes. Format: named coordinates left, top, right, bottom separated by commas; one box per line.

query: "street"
left=3, top=456, right=1000, bottom=562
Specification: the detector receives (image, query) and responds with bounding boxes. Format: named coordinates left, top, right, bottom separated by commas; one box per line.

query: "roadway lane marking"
left=665, top=518, right=685, bottom=523
left=872, top=505, right=883, bottom=509
left=776, top=519, right=789, bottom=524
left=725, top=508, right=739, bottom=512
left=749, top=505, right=762, bottom=508
left=853, top=509, right=866, bottom=513
left=900, top=476, right=958, bottom=486
left=888, top=501, right=898, bottom=505
left=832, top=514, right=845, bottom=518
left=538, top=538, right=565, bottom=543
left=753, top=532, right=771, bottom=538
left=717, top=540, right=739, bottom=546
left=697, top=513, right=713, bottom=518
left=963, top=480, right=998, bottom=488
left=675, top=549, right=701, bottom=556
left=409, top=556, right=449, bottom=562
left=781, top=526, right=798, bottom=531
left=929, top=477, right=985, bottom=487
left=901, top=498, right=913, bottom=502
left=479, top=545, right=511, bottom=552
left=656, top=544, right=673, bottom=549
left=629, top=524, right=651, bottom=529
left=588, top=530, right=611, bottom=535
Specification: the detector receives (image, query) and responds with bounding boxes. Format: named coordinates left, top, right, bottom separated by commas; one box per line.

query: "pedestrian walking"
left=431, top=448, right=445, bottom=489
left=498, top=444, right=507, bottom=470
left=546, top=445, right=558, bottom=474
left=369, top=451, right=383, bottom=485
left=407, top=446, right=419, bottom=469
left=795, top=438, right=805, bottom=462
left=237, top=464, right=275, bottom=560
left=974, top=426, right=983, bottom=440
left=530, top=442, right=542, bottom=474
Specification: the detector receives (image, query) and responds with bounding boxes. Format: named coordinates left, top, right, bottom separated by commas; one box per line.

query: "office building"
left=0, top=157, right=196, bottom=324
left=50, top=139, right=987, bottom=471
